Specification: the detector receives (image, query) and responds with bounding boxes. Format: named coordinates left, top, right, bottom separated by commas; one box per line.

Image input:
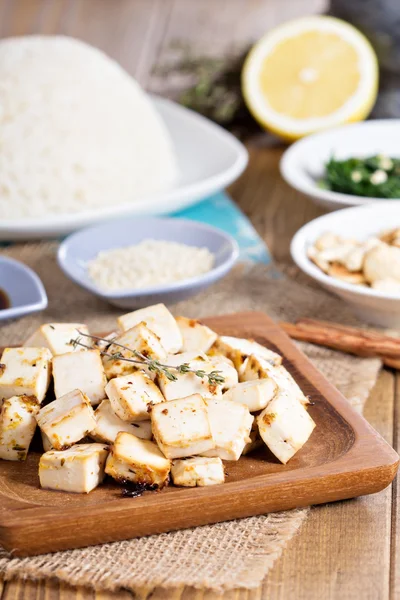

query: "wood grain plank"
left=262, top=369, right=395, bottom=600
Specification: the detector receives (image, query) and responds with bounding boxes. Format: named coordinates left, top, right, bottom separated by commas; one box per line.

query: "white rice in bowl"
left=0, top=35, right=178, bottom=219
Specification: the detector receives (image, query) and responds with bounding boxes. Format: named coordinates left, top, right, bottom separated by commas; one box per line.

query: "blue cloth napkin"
left=173, top=191, right=271, bottom=264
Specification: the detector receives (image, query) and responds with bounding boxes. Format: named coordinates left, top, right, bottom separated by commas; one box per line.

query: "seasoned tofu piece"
left=0, top=347, right=52, bottom=403
left=257, top=391, right=316, bottom=464
left=222, top=379, right=276, bottom=412
left=171, top=456, right=224, bottom=487
left=207, top=355, right=238, bottom=390
left=92, top=331, right=119, bottom=353
left=117, top=304, right=182, bottom=354
left=39, top=443, right=109, bottom=493
left=202, top=398, right=253, bottom=461
left=105, top=431, right=170, bottom=488
left=24, top=323, right=90, bottom=356
left=36, top=389, right=96, bottom=450
left=156, top=354, right=225, bottom=402
left=242, top=420, right=263, bottom=455
left=210, top=336, right=282, bottom=372
left=241, top=357, right=309, bottom=406
left=105, top=371, right=165, bottom=422
left=151, top=394, right=214, bottom=459
left=53, top=349, right=106, bottom=405
left=175, top=316, right=218, bottom=353
left=41, top=430, right=53, bottom=452
left=102, top=323, right=167, bottom=380
left=0, top=395, right=39, bottom=460
left=90, top=399, right=152, bottom=443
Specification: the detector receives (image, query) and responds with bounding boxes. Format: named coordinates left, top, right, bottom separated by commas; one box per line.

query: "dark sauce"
left=0, top=288, right=10, bottom=310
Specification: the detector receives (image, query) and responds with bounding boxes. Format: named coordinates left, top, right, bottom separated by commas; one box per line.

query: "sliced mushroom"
left=363, top=244, right=400, bottom=284
left=307, top=246, right=330, bottom=273
left=314, top=232, right=343, bottom=251
left=371, top=278, right=400, bottom=293
left=328, top=263, right=366, bottom=285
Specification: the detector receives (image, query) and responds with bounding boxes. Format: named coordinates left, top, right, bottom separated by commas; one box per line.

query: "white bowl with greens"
left=281, top=120, right=400, bottom=210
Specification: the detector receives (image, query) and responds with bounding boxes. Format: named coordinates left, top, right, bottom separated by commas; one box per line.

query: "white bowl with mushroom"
left=291, top=201, right=400, bottom=328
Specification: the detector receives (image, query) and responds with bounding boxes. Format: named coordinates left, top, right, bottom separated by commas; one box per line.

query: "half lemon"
left=242, top=16, right=378, bottom=141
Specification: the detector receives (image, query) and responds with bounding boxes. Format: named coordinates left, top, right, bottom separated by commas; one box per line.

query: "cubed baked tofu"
left=0, top=347, right=52, bottom=403
left=53, top=349, right=106, bottom=405
left=210, top=336, right=282, bottom=372
left=117, top=304, right=182, bottom=354
left=242, top=420, right=263, bottom=455
left=105, top=371, right=165, bottom=421
left=222, top=379, right=276, bottom=412
left=102, top=323, right=167, bottom=380
left=39, top=443, right=109, bottom=493
left=171, top=456, right=224, bottom=487
left=241, top=357, right=309, bottom=407
left=0, top=395, right=39, bottom=460
left=257, top=391, right=316, bottom=464
left=151, top=394, right=214, bottom=459
left=24, top=323, right=90, bottom=356
left=206, top=355, right=238, bottom=390
left=36, top=389, right=97, bottom=450
left=155, top=354, right=225, bottom=402
left=41, top=430, right=53, bottom=452
left=90, top=399, right=152, bottom=443
left=93, top=331, right=119, bottom=352
left=175, top=317, right=218, bottom=353
left=202, top=398, right=253, bottom=461
left=105, top=431, right=170, bottom=488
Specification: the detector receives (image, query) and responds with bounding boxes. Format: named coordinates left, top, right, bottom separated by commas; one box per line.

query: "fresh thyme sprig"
left=70, top=331, right=225, bottom=386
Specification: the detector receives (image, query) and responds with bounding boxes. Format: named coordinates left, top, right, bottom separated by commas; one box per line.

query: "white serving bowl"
left=291, top=201, right=400, bottom=328
left=0, top=96, right=247, bottom=241
left=281, top=120, right=400, bottom=210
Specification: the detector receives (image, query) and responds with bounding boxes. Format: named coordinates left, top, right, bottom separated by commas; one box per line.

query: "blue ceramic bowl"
left=57, top=217, right=239, bottom=308
left=0, top=256, right=47, bottom=321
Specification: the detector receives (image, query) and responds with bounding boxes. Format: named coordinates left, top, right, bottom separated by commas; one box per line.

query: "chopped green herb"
left=320, top=155, right=400, bottom=199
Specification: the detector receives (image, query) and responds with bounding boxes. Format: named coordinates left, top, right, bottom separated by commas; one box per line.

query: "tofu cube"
left=36, top=389, right=96, bottom=450
left=242, top=420, right=263, bottom=455
left=222, top=379, right=276, bottom=412
left=202, top=398, right=253, bottom=461
left=241, top=357, right=309, bottom=406
left=93, top=331, right=119, bottom=352
left=156, top=354, right=225, bottom=402
left=39, top=443, right=109, bottom=493
left=24, top=323, right=91, bottom=356
left=175, top=316, right=218, bottom=353
left=0, top=395, right=39, bottom=460
left=117, top=304, right=182, bottom=354
left=53, top=349, right=106, bottom=405
left=41, top=430, right=53, bottom=452
left=90, top=399, right=152, bottom=443
left=151, top=394, right=214, bottom=459
left=0, top=347, right=52, bottom=403
left=206, top=355, right=238, bottom=390
left=210, top=336, right=282, bottom=372
left=171, top=456, right=224, bottom=487
left=257, top=391, right=316, bottom=464
left=102, top=323, right=167, bottom=380
left=105, top=371, right=165, bottom=421
left=105, top=431, right=170, bottom=488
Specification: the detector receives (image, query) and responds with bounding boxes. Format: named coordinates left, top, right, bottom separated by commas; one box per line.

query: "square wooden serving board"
left=0, top=311, right=398, bottom=557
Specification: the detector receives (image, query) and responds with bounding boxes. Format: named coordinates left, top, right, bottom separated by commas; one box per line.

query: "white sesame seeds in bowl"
left=280, top=120, right=400, bottom=210
left=57, top=217, right=239, bottom=308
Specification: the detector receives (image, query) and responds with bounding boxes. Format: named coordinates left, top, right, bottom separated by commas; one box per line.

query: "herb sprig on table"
left=319, top=155, right=400, bottom=198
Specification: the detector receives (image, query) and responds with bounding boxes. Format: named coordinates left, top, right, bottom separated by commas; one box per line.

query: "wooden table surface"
left=0, top=1, right=398, bottom=599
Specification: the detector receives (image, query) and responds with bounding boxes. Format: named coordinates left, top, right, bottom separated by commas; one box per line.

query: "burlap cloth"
left=0, top=243, right=382, bottom=595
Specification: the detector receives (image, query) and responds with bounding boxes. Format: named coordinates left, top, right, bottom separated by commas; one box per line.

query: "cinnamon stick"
left=279, top=319, right=400, bottom=369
